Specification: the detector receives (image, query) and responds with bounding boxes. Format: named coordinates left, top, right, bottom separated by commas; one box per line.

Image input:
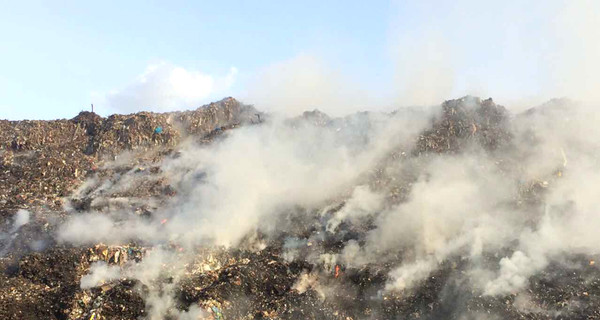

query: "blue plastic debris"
left=211, top=306, right=223, bottom=320
left=154, top=126, right=163, bottom=134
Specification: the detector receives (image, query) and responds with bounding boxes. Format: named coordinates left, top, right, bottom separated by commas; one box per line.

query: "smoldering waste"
left=1, top=96, right=600, bottom=319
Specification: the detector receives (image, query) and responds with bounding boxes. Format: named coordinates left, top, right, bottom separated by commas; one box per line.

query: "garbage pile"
left=416, top=96, right=511, bottom=154
left=0, top=97, right=257, bottom=215
left=2, top=96, right=600, bottom=319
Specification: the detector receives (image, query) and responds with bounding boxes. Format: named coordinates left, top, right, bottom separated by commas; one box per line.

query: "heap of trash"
left=1, top=96, right=600, bottom=320
left=0, top=97, right=257, bottom=214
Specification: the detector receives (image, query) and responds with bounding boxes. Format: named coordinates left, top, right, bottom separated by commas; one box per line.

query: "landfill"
left=1, top=96, right=600, bottom=319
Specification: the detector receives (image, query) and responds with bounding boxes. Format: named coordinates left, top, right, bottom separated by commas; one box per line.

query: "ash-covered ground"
left=2, top=96, right=600, bottom=320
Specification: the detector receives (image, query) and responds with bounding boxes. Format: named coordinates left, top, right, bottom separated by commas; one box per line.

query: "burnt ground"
left=1, top=96, right=600, bottom=319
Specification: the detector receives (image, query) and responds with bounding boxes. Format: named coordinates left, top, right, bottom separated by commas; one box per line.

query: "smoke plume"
left=56, top=95, right=600, bottom=318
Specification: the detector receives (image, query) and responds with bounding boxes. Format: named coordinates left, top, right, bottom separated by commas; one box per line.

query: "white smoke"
left=80, top=262, right=122, bottom=289
left=1, top=210, right=31, bottom=256
left=56, top=95, right=600, bottom=317
left=326, top=185, right=385, bottom=232
left=57, top=108, right=429, bottom=316
left=11, top=209, right=30, bottom=232
left=59, top=109, right=429, bottom=247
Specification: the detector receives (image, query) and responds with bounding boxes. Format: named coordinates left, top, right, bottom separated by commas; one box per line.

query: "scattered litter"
left=211, top=306, right=224, bottom=320
left=561, top=147, right=568, bottom=167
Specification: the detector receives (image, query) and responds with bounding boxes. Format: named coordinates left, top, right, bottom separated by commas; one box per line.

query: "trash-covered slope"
left=2, top=96, right=600, bottom=320
left=0, top=97, right=258, bottom=214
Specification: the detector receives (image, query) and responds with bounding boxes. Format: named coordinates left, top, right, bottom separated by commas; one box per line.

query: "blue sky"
left=1, top=0, right=598, bottom=120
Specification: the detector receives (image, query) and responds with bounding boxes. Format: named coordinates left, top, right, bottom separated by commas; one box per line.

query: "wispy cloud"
left=95, top=62, right=237, bottom=114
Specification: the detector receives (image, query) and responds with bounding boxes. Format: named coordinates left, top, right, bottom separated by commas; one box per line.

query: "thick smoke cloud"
left=59, top=96, right=600, bottom=318
left=59, top=108, right=429, bottom=316
left=60, top=110, right=429, bottom=247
